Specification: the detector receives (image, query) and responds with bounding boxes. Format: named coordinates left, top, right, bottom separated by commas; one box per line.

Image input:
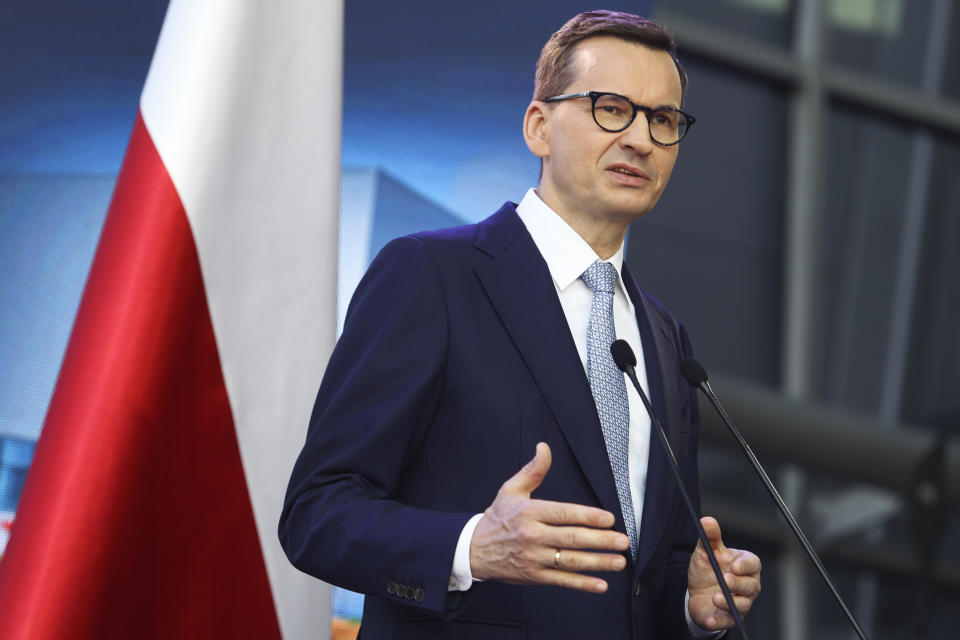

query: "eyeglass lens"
left=593, top=94, right=689, bottom=144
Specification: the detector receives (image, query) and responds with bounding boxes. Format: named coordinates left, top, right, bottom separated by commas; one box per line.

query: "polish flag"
left=0, top=2, right=340, bottom=638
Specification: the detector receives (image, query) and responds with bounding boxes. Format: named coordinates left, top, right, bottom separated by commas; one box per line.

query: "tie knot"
left=581, top=260, right=618, bottom=295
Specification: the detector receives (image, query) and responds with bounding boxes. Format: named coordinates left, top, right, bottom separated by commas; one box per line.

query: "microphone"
left=681, top=358, right=870, bottom=640
left=609, top=340, right=750, bottom=639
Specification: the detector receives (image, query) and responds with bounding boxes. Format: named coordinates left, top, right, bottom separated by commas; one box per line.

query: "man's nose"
left=618, top=117, right=655, bottom=155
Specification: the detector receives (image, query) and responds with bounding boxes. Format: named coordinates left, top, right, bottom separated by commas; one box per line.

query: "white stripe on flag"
left=141, top=2, right=342, bottom=638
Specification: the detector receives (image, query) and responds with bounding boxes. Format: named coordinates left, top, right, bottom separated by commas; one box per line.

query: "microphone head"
left=679, top=358, right=708, bottom=386
left=610, top=339, right=637, bottom=372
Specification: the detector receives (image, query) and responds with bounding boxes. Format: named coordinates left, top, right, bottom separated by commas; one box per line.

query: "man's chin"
left=602, top=198, right=655, bottom=223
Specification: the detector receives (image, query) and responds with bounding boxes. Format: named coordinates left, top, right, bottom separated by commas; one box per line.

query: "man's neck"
left=533, top=189, right=629, bottom=260
left=564, top=219, right=628, bottom=261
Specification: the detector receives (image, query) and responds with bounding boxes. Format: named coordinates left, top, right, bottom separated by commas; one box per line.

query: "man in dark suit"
left=280, top=10, right=761, bottom=639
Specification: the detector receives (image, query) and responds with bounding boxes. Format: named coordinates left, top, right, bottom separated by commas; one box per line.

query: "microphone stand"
left=610, top=341, right=750, bottom=640
left=683, top=359, right=870, bottom=640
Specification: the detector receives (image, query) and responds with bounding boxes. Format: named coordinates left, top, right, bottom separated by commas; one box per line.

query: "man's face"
left=531, top=36, right=683, bottom=227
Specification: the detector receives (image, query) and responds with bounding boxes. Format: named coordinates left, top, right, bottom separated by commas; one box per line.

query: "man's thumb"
left=502, top=442, right=552, bottom=495
left=699, top=516, right=725, bottom=550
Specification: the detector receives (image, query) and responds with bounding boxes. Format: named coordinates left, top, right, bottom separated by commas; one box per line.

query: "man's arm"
left=278, top=237, right=472, bottom=612
left=281, top=235, right=635, bottom=610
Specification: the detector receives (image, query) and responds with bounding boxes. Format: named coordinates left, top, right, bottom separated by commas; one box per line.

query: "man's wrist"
left=448, top=513, right=484, bottom=591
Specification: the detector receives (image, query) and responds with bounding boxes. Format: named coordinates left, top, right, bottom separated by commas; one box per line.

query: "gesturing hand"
left=687, top=517, right=762, bottom=631
left=469, top=442, right=630, bottom=593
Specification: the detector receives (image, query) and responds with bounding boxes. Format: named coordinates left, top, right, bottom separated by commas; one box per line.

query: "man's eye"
left=652, top=111, right=678, bottom=127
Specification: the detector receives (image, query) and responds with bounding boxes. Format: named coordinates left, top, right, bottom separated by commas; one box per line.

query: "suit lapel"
left=472, top=205, right=623, bottom=524
left=621, top=263, right=684, bottom=572
left=471, top=205, right=690, bottom=569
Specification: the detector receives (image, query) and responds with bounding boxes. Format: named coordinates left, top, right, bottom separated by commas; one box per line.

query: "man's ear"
left=523, top=101, right=550, bottom=158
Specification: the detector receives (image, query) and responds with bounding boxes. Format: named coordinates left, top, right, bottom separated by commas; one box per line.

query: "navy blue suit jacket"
left=280, top=203, right=702, bottom=639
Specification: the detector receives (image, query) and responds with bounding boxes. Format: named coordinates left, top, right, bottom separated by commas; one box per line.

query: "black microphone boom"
left=680, top=358, right=870, bottom=640
left=609, top=340, right=750, bottom=640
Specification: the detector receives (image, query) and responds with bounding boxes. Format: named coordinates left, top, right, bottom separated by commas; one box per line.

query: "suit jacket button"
left=414, top=588, right=425, bottom=602
left=402, top=585, right=412, bottom=599
left=387, top=581, right=397, bottom=595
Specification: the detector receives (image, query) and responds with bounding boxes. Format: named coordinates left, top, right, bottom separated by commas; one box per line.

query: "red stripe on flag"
left=0, top=112, right=281, bottom=639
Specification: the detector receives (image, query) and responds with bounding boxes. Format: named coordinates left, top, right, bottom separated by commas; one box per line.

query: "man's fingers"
left=536, top=522, right=630, bottom=552
left=549, top=548, right=627, bottom=573
left=696, top=591, right=756, bottom=632
left=500, top=442, right=552, bottom=496
left=701, top=610, right=737, bottom=631
left=700, top=571, right=760, bottom=622
left=531, top=499, right=616, bottom=529
left=527, top=569, right=610, bottom=594
left=731, top=550, right=762, bottom=576
left=712, top=590, right=757, bottom=615
left=728, top=573, right=761, bottom=596
left=720, top=569, right=762, bottom=601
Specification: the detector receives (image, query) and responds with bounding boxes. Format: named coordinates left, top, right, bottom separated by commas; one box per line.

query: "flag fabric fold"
left=0, top=2, right=342, bottom=638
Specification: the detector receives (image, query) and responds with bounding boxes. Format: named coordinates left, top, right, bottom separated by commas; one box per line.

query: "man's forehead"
left=566, top=36, right=682, bottom=104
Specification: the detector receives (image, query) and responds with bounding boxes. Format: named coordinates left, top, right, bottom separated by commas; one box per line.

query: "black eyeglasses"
left=543, top=90, right=695, bottom=146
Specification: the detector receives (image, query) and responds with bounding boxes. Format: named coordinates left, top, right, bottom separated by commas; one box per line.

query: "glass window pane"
left=820, top=106, right=915, bottom=414
left=942, top=6, right=960, bottom=100
left=901, top=136, right=960, bottom=432
left=827, top=0, right=945, bottom=92
left=822, top=106, right=960, bottom=434
left=657, top=0, right=795, bottom=48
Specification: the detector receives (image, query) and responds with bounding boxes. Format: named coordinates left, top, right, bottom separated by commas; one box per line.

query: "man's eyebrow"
left=621, top=94, right=680, bottom=110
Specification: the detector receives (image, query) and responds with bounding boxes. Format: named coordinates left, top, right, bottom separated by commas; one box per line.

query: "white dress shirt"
left=517, top=188, right=653, bottom=527
left=447, top=190, right=717, bottom=638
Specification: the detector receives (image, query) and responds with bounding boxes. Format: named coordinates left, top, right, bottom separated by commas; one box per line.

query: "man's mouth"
left=607, top=164, right=650, bottom=182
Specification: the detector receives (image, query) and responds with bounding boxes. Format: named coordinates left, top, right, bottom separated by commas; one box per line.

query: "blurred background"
left=2, top=1, right=958, bottom=638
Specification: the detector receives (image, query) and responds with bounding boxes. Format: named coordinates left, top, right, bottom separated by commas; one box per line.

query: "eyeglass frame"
left=542, top=90, right=695, bottom=146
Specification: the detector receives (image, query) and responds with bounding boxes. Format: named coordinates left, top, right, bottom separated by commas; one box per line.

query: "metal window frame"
left=656, top=3, right=960, bottom=638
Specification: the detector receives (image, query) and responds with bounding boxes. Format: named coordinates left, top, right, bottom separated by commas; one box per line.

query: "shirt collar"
left=515, top=188, right=628, bottom=295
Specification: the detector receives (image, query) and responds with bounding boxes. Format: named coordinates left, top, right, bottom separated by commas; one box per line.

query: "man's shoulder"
left=622, top=266, right=694, bottom=353
left=622, top=266, right=679, bottom=326
left=635, top=283, right=680, bottom=327
left=412, top=201, right=519, bottom=239
left=402, top=201, right=525, bottom=258
left=363, top=202, right=525, bottom=283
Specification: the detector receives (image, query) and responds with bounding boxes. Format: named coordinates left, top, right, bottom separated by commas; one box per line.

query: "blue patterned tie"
left=581, top=260, right=637, bottom=559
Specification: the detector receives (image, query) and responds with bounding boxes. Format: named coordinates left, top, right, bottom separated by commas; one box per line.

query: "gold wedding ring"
left=554, top=549, right=562, bottom=570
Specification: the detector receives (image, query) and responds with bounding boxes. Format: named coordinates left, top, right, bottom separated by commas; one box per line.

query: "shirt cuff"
left=685, top=589, right=726, bottom=638
left=448, top=513, right=485, bottom=591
